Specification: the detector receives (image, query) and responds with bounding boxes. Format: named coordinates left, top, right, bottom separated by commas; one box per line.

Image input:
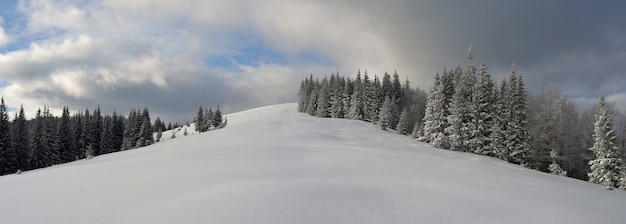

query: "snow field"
left=1, top=103, right=625, bottom=224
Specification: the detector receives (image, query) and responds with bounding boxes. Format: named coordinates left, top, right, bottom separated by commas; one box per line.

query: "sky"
left=0, top=0, right=625, bottom=123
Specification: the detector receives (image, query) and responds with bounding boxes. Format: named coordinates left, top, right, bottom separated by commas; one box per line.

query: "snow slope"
left=1, top=103, right=625, bottom=224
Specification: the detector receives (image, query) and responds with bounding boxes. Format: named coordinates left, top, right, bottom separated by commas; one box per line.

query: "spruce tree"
left=548, top=148, right=567, bottom=176
left=378, top=96, right=393, bottom=130
left=195, top=106, right=205, bottom=133
left=13, top=106, right=30, bottom=171
left=122, top=109, right=138, bottom=150
left=136, top=108, right=154, bottom=147
left=30, top=109, right=51, bottom=169
left=0, top=98, right=14, bottom=175
left=58, top=107, right=74, bottom=163
left=588, top=95, right=625, bottom=189
left=213, top=106, right=223, bottom=128
left=90, top=106, right=103, bottom=156
left=100, top=115, right=114, bottom=154
left=396, top=108, right=410, bottom=135
left=468, top=63, right=495, bottom=156
left=306, top=79, right=320, bottom=115
left=45, top=108, right=60, bottom=164
left=71, top=111, right=85, bottom=159
left=316, top=77, right=331, bottom=117
left=507, top=69, right=531, bottom=166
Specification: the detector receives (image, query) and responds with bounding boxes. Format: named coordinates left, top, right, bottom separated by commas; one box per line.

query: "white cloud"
left=1, top=0, right=624, bottom=121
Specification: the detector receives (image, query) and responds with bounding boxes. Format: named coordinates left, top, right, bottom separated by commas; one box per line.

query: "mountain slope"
left=1, top=103, right=625, bottom=224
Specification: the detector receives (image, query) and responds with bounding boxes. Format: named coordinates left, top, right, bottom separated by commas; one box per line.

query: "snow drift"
left=1, top=103, right=625, bottom=224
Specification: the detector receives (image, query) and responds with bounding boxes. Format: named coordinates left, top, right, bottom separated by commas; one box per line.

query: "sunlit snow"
left=1, top=103, right=625, bottom=223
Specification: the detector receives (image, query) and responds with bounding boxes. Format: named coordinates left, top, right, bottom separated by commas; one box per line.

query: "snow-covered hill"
left=1, top=103, right=625, bottom=224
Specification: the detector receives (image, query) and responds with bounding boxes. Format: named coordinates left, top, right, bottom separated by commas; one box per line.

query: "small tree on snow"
left=548, top=148, right=567, bottom=176
left=588, top=96, right=625, bottom=189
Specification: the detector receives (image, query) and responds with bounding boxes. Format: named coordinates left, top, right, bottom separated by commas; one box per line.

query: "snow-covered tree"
left=549, top=148, right=567, bottom=176
left=506, top=67, right=530, bottom=166
left=421, top=74, right=450, bottom=149
left=378, top=96, right=394, bottom=130
left=588, top=95, right=625, bottom=189
left=316, top=77, right=331, bottom=118
left=396, top=108, right=410, bottom=135
left=468, top=63, right=495, bottom=156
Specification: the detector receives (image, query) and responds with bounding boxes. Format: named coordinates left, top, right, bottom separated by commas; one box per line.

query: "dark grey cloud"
left=1, top=0, right=625, bottom=122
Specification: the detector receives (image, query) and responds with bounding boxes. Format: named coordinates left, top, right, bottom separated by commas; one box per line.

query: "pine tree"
left=316, top=77, right=331, bottom=117
left=468, top=63, right=495, bottom=156
left=588, top=95, right=625, bottom=189
left=306, top=79, right=320, bottom=115
left=195, top=106, right=205, bottom=133
left=90, top=106, right=103, bottom=156
left=82, top=109, right=92, bottom=156
left=421, top=74, right=446, bottom=144
left=213, top=106, right=223, bottom=128
left=378, top=96, right=393, bottom=130
left=548, top=148, right=567, bottom=176
left=0, top=98, right=14, bottom=175
left=13, top=106, right=30, bottom=171
left=122, top=109, right=138, bottom=150
left=71, top=111, right=85, bottom=159
left=136, top=108, right=154, bottom=147
left=58, top=107, right=74, bottom=163
left=45, top=108, right=60, bottom=165
left=491, top=80, right=509, bottom=160
left=396, top=108, right=410, bottom=135
left=206, top=107, right=215, bottom=130
left=507, top=69, right=531, bottom=166
left=30, top=109, right=51, bottom=169
left=100, top=115, right=114, bottom=154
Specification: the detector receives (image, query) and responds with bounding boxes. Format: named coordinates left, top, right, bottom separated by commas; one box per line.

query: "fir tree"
left=588, top=95, right=625, bottom=189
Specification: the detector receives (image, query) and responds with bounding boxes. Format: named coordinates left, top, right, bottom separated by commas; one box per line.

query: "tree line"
left=298, top=70, right=428, bottom=135
left=297, top=47, right=626, bottom=190
left=0, top=101, right=176, bottom=175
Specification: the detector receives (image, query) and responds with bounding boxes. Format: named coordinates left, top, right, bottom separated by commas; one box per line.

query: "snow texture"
left=1, top=103, right=625, bottom=224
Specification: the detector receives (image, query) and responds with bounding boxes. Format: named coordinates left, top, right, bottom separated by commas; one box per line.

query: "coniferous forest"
left=298, top=48, right=626, bottom=190
left=0, top=101, right=226, bottom=176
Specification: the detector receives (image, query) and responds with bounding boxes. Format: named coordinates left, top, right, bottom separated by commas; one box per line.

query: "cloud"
left=0, top=0, right=625, bottom=122
left=0, top=26, right=8, bottom=47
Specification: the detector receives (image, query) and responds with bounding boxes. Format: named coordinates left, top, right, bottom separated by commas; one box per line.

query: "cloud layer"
left=0, top=0, right=625, bottom=122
